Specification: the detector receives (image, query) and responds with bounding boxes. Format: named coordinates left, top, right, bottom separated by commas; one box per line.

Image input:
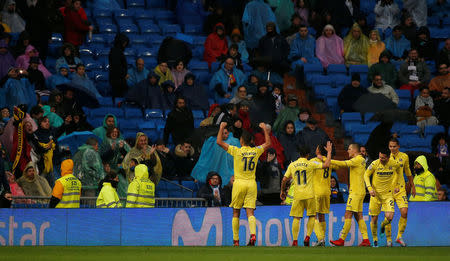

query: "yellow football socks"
left=248, top=216, right=256, bottom=235
left=314, top=219, right=324, bottom=241
left=381, top=217, right=391, bottom=228
left=292, top=218, right=300, bottom=241
left=397, top=217, right=407, bottom=239
left=306, top=217, right=315, bottom=237
left=321, top=221, right=327, bottom=240
left=232, top=217, right=239, bottom=241
left=371, top=221, right=378, bottom=241
left=358, top=219, right=369, bottom=240
left=340, top=218, right=352, bottom=240
left=385, top=223, right=392, bottom=242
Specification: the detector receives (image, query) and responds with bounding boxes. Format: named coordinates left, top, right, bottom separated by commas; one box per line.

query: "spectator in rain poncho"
left=176, top=73, right=209, bottom=111
left=71, top=64, right=101, bottom=99
left=16, top=162, right=52, bottom=201
left=41, top=105, right=63, bottom=128
left=228, top=29, right=249, bottom=64
left=191, top=127, right=240, bottom=185
left=368, top=50, right=398, bottom=88
left=0, top=68, right=36, bottom=111
left=209, top=58, right=246, bottom=104
left=99, top=126, right=130, bottom=173
left=315, top=24, right=345, bottom=69
left=367, top=30, right=386, bottom=67
left=154, top=61, right=174, bottom=86
left=159, top=80, right=177, bottom=110
left=0, top=39, right=15, bottom=79
left=384, top=26, right=411, bottom=61
left=267, top=0, right=295, bottom=32
left=374, top=0, right=400, bottom=32
left=403, top=0, right=428, bottom=27
left=92, top=113, right=120, bottom=142
left=412, top=26, right=438, bottom=61
left=27, top=57, right=46, bottom=91
left=15, top=45, right=52, bottom=79
left=344, top=23, right=369, bottom=66
left=46, top=63, right=71, bottom=90
left=272, top=94, right=301, bottom=134
left=242, top=0, right=278, bottom=49
left=126, top=58, right=149, bottom=89
left=124, top=71, right=160, bottom=109
left=289, top=25, right=320, bottom=75
left=1, top=0, right=25, bottom=33
left=73, top=137, right=105, bottom=187
left=55, top=43, right=83, bottom=73
left=171, top=60, right=190, bottom=90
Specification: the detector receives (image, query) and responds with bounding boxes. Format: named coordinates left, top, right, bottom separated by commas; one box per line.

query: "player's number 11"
left=295, top=170, right=307, bottom=185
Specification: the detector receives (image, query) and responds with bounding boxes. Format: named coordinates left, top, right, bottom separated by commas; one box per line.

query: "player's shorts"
left=315, top=195, right=330, bottom=214
left=393, top=189, right=409, bottom=209
left=290, top=198, right=316, bottom=218
left=345, top=194, right=364, bottom=212
left=368, top=194, right=395, bottom=216
left=229, top=179, right=257, bottom=209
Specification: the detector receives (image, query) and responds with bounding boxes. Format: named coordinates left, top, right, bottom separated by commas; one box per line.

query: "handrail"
left=159, top=177, right=196, bottom=197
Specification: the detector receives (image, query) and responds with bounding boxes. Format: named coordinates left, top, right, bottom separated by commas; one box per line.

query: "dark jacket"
left=173, top=144, right=197, bottom=180
left=197, top=172, right=226, bottom=207
left=163, top=106, right=194, bottom=145
left=157, top=150, right=177, bottom=179
left=157, top=37, right=192, bottom=67
left=412, top=27, right=438, bottom=61
left=125, top=71, right=161, bottom=109
left=251, top=88, right=277, bottom=125
left=435, top=97, right=450, bottom=127
left=367, top=50, right=398, bottom=88
left=338, top=84, right=368, bottom=112
left=109, top=33, right=129, bottom=97
left=278, top=131, right=299, bottom=166
left=176, top=73, right=209, bottom=111
left=296, top=126, right=331, bottom=157
left=258, top=32, right=290, bottom=65
left=27, top=67, right=46, bottom=91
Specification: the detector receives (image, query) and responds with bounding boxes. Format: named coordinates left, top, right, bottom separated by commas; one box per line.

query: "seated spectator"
left=294, top=108, right=310, bottom=134
left=197, top=171, right=227, bottom=207
left=244, top=74, right=260, bottom=96
left=434, top=88, right=449, bottom=130
left=355, top=14, right=371, bottom=37
left=242, top=0, right=278, bottom=49
left=63, top=0, right=93, bottom=49
left=250, top=82, right=277, bottom=125
left=384, top=26, right=411, bottom=61
left=399, top=49, right=431, bottom=95
left=1, top=0, right=25, bottom=33
left=27, top=57, right=46, bottom=91
left=437, top=188, right=448, bottom=201
left=213, top=103, right=237, bottom=126
left=0, top=39, right=15, bottom=79
left=414, top=87, right=439, bottom=130
left=33, top=116, right=57, bottom=179
left=155, top=139, right=176, bottom=180
left=330, top=176, right=344, bottom=203
left=154, top=61, right=173, bottom=87
left=16, top=162, right=51, bottom=201
left=222, top=44, right=243, bottom=71
left=429, top=0, right=450, bottom=22
left=368, top=30, right=386, bottom=67
left=60, top=89, right=83, bottom=119
left=251, top=62, right=284, bottom=86
left=71, top=64, right=101, bottom=99
left=200, top=104, right=221, bottom=127
left=73, top=137, right=105, bottom=189
left=258, top=22, right=290, bottom=74
left=437, top=136, right=448, bottom=163
left=204, top=23, right=228, bottom=67
left=230, top=85, right=251, bottom=105
left=126, top=58, right=149, bottom=89
left=1, top=69, right=36, bottom=111
left=92, top=114, right=120, bottom=142
left=12, top=31, right=30, bottom=58
left=429, top=63, right=450, bottom=96
left=30, top=105, right=44, bottom=124
left=403, top=0, right=427, bottom=27
left=374, top=0, right=400, bottom=32
left=229, top=29, right=249, bottom=64
left=254, top=124, right=285, bottom=169
left=368, top=51, right=398, bottom=88
left=272, top=85, right=284, bottom=114
left=412, top=27, right=438, bottom=61
left=125, top=72, right=160, bottom=109
left=42, top=105, right=63, bottom=128
left=46, top=64, right=71, bottom=91
left=15, top=45, right=51, bottom=78
left=296, top=117, right=331, bottom=157
left=173, top=140, right=197, bottom=180
left=157, top=36, right=192, bottom=68
left=289, top=25, right=320, bottom=84
left=96, top=172, right=121, bottom=208
left=315, top=24, right=345, bottom=69
left=273, top=94, right=300, bottom=134
left=159, top=80, right=177, bottom=110
left=99, top=126, right=130, bottom=173
left=368, top=73, right=399, bottom=105
left=338, top=73, right=368, bottom=112
left=278, top=120, right=298, bottom=166
left=410, top=155, right=438, bottom=201
left=176, top=73, right=209, bottom=111
left=344, top=23, right=369, bottom=65
left=257, top=147, right=283, bottom=205
left=171, top=60, right=190, bottom=90
left=164, top=97, right=194, bottom=145
left=400, top=14, right=417, bottom=42
left=209, top=57, right=245, bottom=104
left=437, top=38, right=450, bottom=67
left=55, top=43, right=83, bottom=73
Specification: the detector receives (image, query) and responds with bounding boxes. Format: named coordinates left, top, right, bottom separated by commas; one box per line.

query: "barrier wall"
left=0, top=202, right=449, bottom=246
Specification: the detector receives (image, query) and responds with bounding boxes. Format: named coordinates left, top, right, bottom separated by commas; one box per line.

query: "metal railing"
left=11, top=196, right=207, bottom=208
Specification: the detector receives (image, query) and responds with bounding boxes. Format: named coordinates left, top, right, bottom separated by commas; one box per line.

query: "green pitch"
left=1, top=246, right=449, bottom=261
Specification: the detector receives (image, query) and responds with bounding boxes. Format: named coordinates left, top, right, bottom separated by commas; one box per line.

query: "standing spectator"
left=15, top=45, right=51, bottom=78
left=73, top=137, right=105, bottom=189
left=198, top=171, right=227, bottom=207
left=203, top=23, right=228, bottom=67
left=414, top=87, right=439, bottom=130
left=344, top=23, right=369, bottom=65
left=0, top=39, right=15, bottom=79
left=374, top=0, right=400, bottom=32
left=203, top=4, right=227, bottom=34
left=2, top=68, right=37, bottom=110
left=315, top=24, right=345, bottom=69
left=213, top=103, right=237, bottom=126
left=330, top=176, right=344, bottom=203
left=250, top=82, right=277, bottom=126
left=273, top=95, right=300, bottom=134
left=278, top=120, right=299, bottom=166
left=27, top=57, right=46, bottom=91
left=164, top=97, right=194, bottom=146
left=429, top=63, right=450, bottom=96
left=157, top=36, right=192, bottom=68
left=332, top=0, right=360, bottom=32
left=254, top=124, right=286, bottom=169
left=155, top=139, right=176, bottom=180
left=403, top=0, right=428, bottom=27
left=99, top=127, right=130, bottom=173
left=177, top=73, right=209, bottom=111
left=437, top=38, right=450, bottom=67
left=257, top=147, right=283, bottom=205
left=55, top=43, right=83, bottom=73
left=384, top=26, right=411, bottom=61
left=16, top=162, right=51, bottom=200
left=368, top=73, right=399, bottom=105
left=272, top=85, right=284, bottom=114
left=400, top=14, right=417, bottom=41
left=63, top=0, right=92, bottom=50
left=171, top=60, right=190, bottom=90
left=368, top=51, right=398, bottom=88
left=126, top=164, right=155, bottom=208
left=174, top=140, right=197, bottom=180
left=244, top=74, right=260, bottom=96
left=338, top=73, right=368, bottom=112
left=1, top=0, right=26, bottom=33
left=49, top=159, right=81, bottom=208
left=229, top=29, right=249, bottom=64
left=412, top=27, right=437, bottom=61
left=258, top=22, right=290, bottom=74
left=409, top=155, right=438, bottom=201
left=153, top=61, right=174, bottom=87
left=209, top=57, right=246, bottom=104
left=200, top=104, right=221, bottom=127
left=96, top=172, right=122, bottom=208
left=289, top=25, right=319, bottom=85
left=126, top=58, right=149, bottom=89
left=24, top=0, right=51, bottom=61
left=268, top=0, right=295, bottom=32
left=33, top=116, right=56, bottom=179
left=10, top=106, right=34, bottom=179
left=109, top=33, right=129, bottom=102
left=92, top=114, right=120, bottom=142
left=368, top=30, right=386, bottom=67
left=434, top=88, right=450, bottom=131
left=294, top=0, right=309, bottom=26
left=398, top=49, right=431, bottom=95
left=0, top=156, right=12, bottom=208
left=296, top=117, right=331, bottom=157
left=242, top=0, right=278, bottom=49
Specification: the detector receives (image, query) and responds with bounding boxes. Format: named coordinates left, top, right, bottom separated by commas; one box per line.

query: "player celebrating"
left=330, top=143, right=371, bottom=247
left=364, top=148, right=400, bottom=247
left=280, top=142, right=333, bottom=247
left=216, top=122, right=271, bottom=246
left=388, top=138, right=416, bottom=246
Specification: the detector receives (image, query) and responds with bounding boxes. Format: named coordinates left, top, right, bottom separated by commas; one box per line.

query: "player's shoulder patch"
left=256, top=146, right=263, bottom=149
left=368, top=162, right=374, bottom=170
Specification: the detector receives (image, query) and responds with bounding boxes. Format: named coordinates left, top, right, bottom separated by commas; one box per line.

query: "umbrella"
left=370, top=109, right=416, bottom=124
left=353, top=93, right=397, bottom=113
left=57, top=131, right=98, bottom=155
left=56, top=83, right=100, bottom=108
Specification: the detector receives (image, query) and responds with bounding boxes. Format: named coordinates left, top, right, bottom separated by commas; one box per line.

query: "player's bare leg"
left=370, top=215, right=379, bottom=247
left=232, top=209, right=241, bottom=246
left=246, top=208, right=256, bottom=246
left=314, top=213, right=326, bottom=246
left=355, top=212, right=370, bottom=246
left=292, top=217, right=301, bottom=246
left=395, top=208, right=408, bottom=247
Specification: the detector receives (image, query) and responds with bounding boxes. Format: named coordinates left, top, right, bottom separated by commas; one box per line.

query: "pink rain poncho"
left=315, top=24, right=345, bottom=69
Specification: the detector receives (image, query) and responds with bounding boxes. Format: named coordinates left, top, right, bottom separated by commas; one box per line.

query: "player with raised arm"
left=388, top=138, right=416, bottom=247
left=364, top=147, right=400, bottom=247
left=217, top=122, right=271, bottom=246
left=330, top=143, right=371, bottom=247
left=280, top=142, right=333, bottom=247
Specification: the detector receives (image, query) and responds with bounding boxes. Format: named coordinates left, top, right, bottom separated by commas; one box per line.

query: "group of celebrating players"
left=216, top=121, right=415, bottom=247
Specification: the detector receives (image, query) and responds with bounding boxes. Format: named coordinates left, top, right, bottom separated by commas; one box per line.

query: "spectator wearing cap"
left=384, top=26, right=411, bottom=61
left=368, top=50, right=398, bottom=88
left=294, top=108, right=310, bottom=134
left=228, top=29, right=249, bottom=64
left=204, top=23, right=228, bottom=67
left=296, top=117, right=331, bottom=157
left=197, top=171, right=227, bottom=207
left=257, top=22, right=290, bottom=75
left=338, top=73, right=368, bottom=113
left=27, top=56, right=46, bottom=91
left=273, top=94, right=300, bottom=134
left=429, top=63, right=450, bottom=96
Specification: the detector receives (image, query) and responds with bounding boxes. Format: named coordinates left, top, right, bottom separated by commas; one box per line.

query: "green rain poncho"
left=344, top=23, right=369, bottom=66
left=93, top=114, right=120, bottom=142
left=73, top=144, right=105, bottom=187
left=272, top=105, right=301, bottom=134
left=267, top=0, right=295, bottom=32
left=99, top=136, right=131, bottom=171
left=42, top=105, right=63, bottom=128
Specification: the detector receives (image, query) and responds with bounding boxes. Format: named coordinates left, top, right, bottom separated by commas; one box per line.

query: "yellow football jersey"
left=331, top=155, right=366, bottom=196
left=285, top=158, right=323, bottom=200
left=227, top=145, right=264, bottom=181
left=311, top=157, right=332, bottom=197
left=390, top=151, right=412, bottom=190
left=364, top=158, right=400, bottom=195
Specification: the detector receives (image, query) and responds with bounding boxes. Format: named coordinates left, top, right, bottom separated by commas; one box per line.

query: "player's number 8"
left=295, top=170, right=307, bottom=185
left=323, top=168, right=329, bottom=178
left=242, top=156, right=255, bottom=171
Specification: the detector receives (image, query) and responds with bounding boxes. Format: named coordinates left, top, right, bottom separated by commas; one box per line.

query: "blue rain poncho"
left=289, top=33, right=320, bottom=70
left=0, top=77, right=36, bottom=111
left=242, top=0, right=278, bottom=49
left=209, top=63, right=246, bottom=104
left=46, top=63, right=71, bottom=90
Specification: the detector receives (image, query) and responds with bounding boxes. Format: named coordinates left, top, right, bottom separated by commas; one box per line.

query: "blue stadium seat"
left=189, top=60, right=209, bottom=71
left=85, top=61, right=103, bottom=72
left=427, top=17, right=440, bottom=26
left=119, top=24, right=139, bottom=36
left=325, top=97, right=339, bottom=119
left=146, top=0, right=165, bottom=8
left=127, top=0, right=146, bottom=8
left=391, top=123, right=419, bottom=135
left=87, top=34, right=106, bottom=45
left=139, top=121, right=156, bottom=131
left=327, top=64, right=347, bottom=76
left=51, top=33, right=63, bottom=42
left=97, top=96, right=114, bottom=107
left=145, top=109, right=164, bottom=120
left=341, top=112, right=362, bottom=124
left=136, top=47, right=158, bottom=58
left=95, top=17, right=114, bottom=27
left=184, top=24, right=203, bottom=35
left=344, top=122, right=365, bottom=136
left=90, top=107, right=124, bottom=118
left=396, top=89, right=411, bottom=99
left=353, top=133, right=370, bottom=145
left=99, top=24, right=118, bottom=34
left=120, top=119, right=139, bottom=132
left=154, top=10, right=176, bottom=22
left=355, top=122, right=379, bottom=134
left=124, top=107, right=143, bottom=119
left=348, top=65, right=369, bottom=74
left=398, top=99, right=411, bottom=110
left=304, top=63, right=323, bottom=83
left=312, top=75, right=332, bottom=86
left=324, top=87, right=341, bottom=98
left=161, top=24, right=182, bottom=36
left=424, top=125, right=445, bottom=137
left=314, top=85, right=333, bottom=100
left=134, top=9, right=154, bottom=21
left=139, top=23, right=161, bottom=35
left=192, top=110, right=205, bottom=119
left=194, top=71, right=210, bottom=84
left=193, top=36, right=207, bottom=46
left=93, top=9, right=113, bottom=18
left=363, top=112, right=375, bottom=123
left=95, top=72, right=111, bottom=96
left=333, top=75, right=351, bottom=88
left=114, top=9, right=135, bottom=19
left=128, top=35, right=151, bottom=48
left=192, top=46, right=205, bottom=58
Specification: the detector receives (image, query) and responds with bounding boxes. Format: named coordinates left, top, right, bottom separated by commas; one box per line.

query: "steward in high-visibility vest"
left=97, top=173, right=122, bottom=208
left=409, top=155, right=438, bottom=201
left=126, top=164, right=155, bottom=208
left=49, top=159, right=82, bottom=208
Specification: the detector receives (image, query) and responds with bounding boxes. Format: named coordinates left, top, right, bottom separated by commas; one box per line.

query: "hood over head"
left=61, top=159, right=74, bottom=176
left=414, top=155, right=429, bottom=173
left=134, top=164, right=149, bottom=180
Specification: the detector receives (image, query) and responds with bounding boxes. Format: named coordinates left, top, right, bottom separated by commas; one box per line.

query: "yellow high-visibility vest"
left=126, top=179, right=155, bottom=208
left=97, top=182, right=122, bottom=208
left=56, top=174, right=81, bottom=208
